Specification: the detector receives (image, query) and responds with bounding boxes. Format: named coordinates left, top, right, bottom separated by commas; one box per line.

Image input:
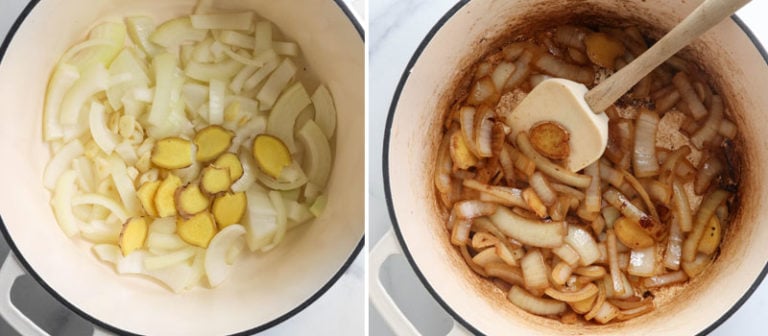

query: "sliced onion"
left=627, top=245, right=656, bottom=277
left=521, top=249, right=549, bottom=289
left=205, top=224, right=246, bottom=287
left=462, top=179, right=528, bottom=209
left=621, top=169, right=660, bottom=224
left=553, top=244, right=581, bottom=266
left=311, top=85, right=337, bottom=139
left=475, top=106, right=494, bottom=158
left=450, top=217, right=472, bottom=246
left=72, top=193, right=128, bottom=222
left=718, top=119, right=737, bottom=139
left=258, top=58, right=297, bottom=110
left=147, top=232, right=187, bottom=251
left=691, top=95, right=724, bottom=149
left=44, top=64, right=80, bottom=140
left=453, top=200, right=497, bottom=219
left=508, top=286, right=566, bottom=315
left=603, top=188, right=662, bottom=240
left=643, top=270, right=688, bottom=288
left=79, top=219, right=120, bottom=244
left=108, top=155, right=140, bottom=215
left=266, top=82, right=311, bottom=152
left=218, top=30, right=254, bottom=49
left=297, top=119, right=332, bottom=188
left=672, top=72, right=707, bottom=120
left=88, top=101, right=119, bottom=155
left=551, top=262, right=573, bottom=285
left=184, top=59, right=244, bottom=82
left=147, top=53, right=180, bottom=126
left=243, top=188, right=277, bottom=251
left=144, top=247, right=196, bottom=270
left=694, top=156, right=723, bottom=195
left=599, top=160, right=624, bottom=188
left=683, top=189, right=729, bottom=262
left=458, top=106, right=477, bottom=154
left=472, top=248, right=503, bottom=267
left=254, top=21, right=272, bottom=52
left=530, top=172, right=556, bottom=206
left=516, top=132, right=592, bottom=188
left=51, top=170, right=80, bottom=237
left=190, top=12, right=253, bottom=30
left=59, top=63, right=109, bottom=125
left=593, top=301, right=619, bottom=324
left=243, top=58, right=280, bottom=91
left=43, top=139, right=84, bottom=189
left=92, top=244, right=121, bottom=264
left=546, top=283, right=599, bottom=302
left=490, top=207, right=565, bottom=248
left=584, top=162, right=601, bottom=212
left=566, top=225, right=601, bottom=266
left=260, top=190, right=287, bottom=251
left=535, top=53, right=594, bottom=84
left=606, top=230, right=626, bottom=295
left=633, top=110, right=660, bottom=177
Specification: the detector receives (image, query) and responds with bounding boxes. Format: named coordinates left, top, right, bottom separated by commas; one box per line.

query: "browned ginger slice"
left=529, top=121, right=570, bottom=160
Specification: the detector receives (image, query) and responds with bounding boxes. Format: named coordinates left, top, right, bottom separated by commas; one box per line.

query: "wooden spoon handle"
left=584, top=0, right=751, bottom=113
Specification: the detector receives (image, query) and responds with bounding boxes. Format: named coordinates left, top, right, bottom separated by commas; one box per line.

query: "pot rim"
left=382, top=1, right=768, bottom=335
left=0, top=0, right=365, bottom=335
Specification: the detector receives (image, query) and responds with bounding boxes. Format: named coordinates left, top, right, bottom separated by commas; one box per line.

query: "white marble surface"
left=369, top=0, right=768, bottom=335
left=0, top=1, right=365, bottom=335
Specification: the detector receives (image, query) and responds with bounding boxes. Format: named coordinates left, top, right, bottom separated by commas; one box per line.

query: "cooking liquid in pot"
left=435, top=24, right=739, bottom=324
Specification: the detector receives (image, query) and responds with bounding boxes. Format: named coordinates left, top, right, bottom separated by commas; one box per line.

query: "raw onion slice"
left=51, top=170, right=80, bottom=237
left=243, top=189, right=277, bottom=251
left=297, top=120, right=332, bottom=188
left=258, top=58, right=297, bottom=110
left=190, top=12, right=253, bottom=30
left=43, top=139, right=84, bottom=189
left=88, top=102, right=119, bottom=154
left=205, top=224, right=246, bottom=287
left=267, top=82, right=311, bottom=153
left=59, top=63, right=110, bottom=125
left=44, top=64, right=80, bottom=140
left=311, top=85, right=337, bottom=139
left=144, top=247, right=196, bottom=270
left=260, top=191, right=287, bottom=251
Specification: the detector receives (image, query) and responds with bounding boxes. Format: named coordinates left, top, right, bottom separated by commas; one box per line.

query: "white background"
left=369, top=0, right=768, bottom=335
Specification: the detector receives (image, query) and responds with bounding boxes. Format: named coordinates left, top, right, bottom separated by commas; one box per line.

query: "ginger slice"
left=137, top=180, right=161, bottom=217
left=252, top=134, right=292, bottom=178
left=584, top=32, right=626, bottom=70
left=614, top=216, right=654, bottom=249
left=155, top=174, right=182, bottom=217
left=119, top=217, right=148, bottom=256
left=177, top=211, right=217, bottom=248
left=529, top=121, right=570, bottom=161
left=151, top=137, right=193, bottom=169
left=194, top=125, right=234, bottom=162
left=212, top=192, right=247, bottom=228
left=201, top=165, right=232, bottom=194
left=697, top=216, right=721, bottom=255
left=214, top=152, right=243, bottom=181
left=176, top=183, right=210, bottom=217
left=449, top=130, right=477, bottom=170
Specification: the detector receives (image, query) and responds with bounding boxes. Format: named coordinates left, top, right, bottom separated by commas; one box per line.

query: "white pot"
left=0, top=0, right=364, bottom=335
left=385, top=0, right=768, bottom=334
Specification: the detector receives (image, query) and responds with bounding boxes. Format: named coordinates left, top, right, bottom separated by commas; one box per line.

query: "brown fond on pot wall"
left=386, top=0, right=765, bottom=335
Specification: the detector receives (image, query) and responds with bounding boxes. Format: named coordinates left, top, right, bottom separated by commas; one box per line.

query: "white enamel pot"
left=0, top=0, right=364, bottom=335
left=384, top=0, right=768, bottom=335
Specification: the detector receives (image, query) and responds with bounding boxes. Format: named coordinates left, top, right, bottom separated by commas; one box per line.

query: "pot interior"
left=386, top=0, right=768, bottom=334
left=0, top=0, right=363, bottom=335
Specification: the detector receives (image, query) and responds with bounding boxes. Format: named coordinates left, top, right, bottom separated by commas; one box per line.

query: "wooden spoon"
left=505, top=0, right=751, bottom=172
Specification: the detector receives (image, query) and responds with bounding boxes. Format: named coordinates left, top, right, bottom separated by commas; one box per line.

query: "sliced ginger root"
left=137, top=180, right=161, bottom=217
left=529, top=121, right=570, bottom=161
left=214, top=152, right=243, bottom=181
left=194, top=125, right=234, bottom=162
left=177, top=211, right=217, bottom=248
left=252, top=134, right=292, bottom=178
left=212, top=192, right=247, bottom=228
left=119, top=217, right=148, bottom=256
left=614, top=216, right=654, bottom=249
left=697, top=215, right=721, bottom=255
left=584, top=32, right=626, bottom=70
left=176, top=183, right=210, bottom=217
left=151, top=137, right=194, bottom=169
left=201, top=165, right=232, bottom=194
left=449, top=130, right=477, bottom=170
left=155, top=174, right=182, bottom=217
